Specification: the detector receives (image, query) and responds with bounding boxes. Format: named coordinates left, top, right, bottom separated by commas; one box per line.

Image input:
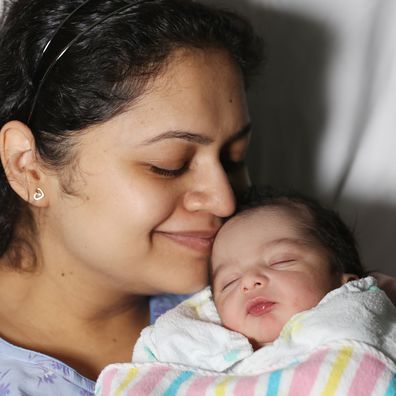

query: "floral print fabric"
left=0, top=337, right=95, bottom=395
left=0, top=294, right=188, bottom=395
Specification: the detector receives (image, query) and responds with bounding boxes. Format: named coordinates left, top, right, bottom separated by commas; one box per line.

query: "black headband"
left=27, top=0, right=156, bottom=126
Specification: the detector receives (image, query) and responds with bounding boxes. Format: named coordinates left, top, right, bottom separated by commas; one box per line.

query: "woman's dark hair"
left=234, top=186, right=365, bottom=277
left=0, top=0, right=263, bottom=268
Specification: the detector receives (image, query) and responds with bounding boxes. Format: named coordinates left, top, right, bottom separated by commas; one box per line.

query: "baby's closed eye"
left=222, top=278, right=239, bottom=291
left=269, top=258, right=297, bottom=268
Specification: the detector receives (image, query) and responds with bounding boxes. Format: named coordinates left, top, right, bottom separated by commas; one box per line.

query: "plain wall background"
left=1, top=0, right=396, bottom=275
left=208, top=0, right=396, bottom=276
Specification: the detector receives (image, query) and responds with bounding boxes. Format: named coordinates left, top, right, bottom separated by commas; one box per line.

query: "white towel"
left=133, top=276, right=396, bottom=374
left=133, top=285, right=253, bottom=371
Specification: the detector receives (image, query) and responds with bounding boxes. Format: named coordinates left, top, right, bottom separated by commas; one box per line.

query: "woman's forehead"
left=79, top=48, right=250, bottom=148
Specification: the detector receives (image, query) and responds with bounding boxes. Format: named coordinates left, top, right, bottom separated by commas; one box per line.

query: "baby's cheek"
left=215, top=300, right=227, bottom=322
left=218, top=303, right=238, bottom=330
left=293, top=290, right=324, bottom=312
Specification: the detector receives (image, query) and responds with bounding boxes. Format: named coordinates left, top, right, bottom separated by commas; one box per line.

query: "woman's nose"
left=183, top=162, right=236, bottom=217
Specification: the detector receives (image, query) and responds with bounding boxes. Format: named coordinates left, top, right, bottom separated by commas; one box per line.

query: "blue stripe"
left=266, top=369, right=282, bottom=396
left=164, top=371, right=194, bottom=396
left=385, top=373, right=396, bottom=396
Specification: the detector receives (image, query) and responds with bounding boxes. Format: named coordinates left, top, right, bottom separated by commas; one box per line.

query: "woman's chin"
left=163, top=274, right=208, bottom=295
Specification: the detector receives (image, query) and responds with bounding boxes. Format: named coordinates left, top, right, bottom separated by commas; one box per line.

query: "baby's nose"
left=242, top=276, right=266, bottom=292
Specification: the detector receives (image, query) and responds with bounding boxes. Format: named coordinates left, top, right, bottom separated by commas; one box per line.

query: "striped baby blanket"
left=96, top=342, right=396, bottom=395
left=96, top=277, right=396, bottom=395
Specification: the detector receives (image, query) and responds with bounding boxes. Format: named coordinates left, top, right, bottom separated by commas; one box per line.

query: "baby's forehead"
left=211, top=206, right=321, bottom=271
left=219, top=205, right=309, bottom=236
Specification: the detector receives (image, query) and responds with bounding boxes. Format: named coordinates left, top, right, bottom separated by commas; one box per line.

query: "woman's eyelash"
left=221, top=158, right=245, bottom=173
left=150, top=164, right=188, bottom=177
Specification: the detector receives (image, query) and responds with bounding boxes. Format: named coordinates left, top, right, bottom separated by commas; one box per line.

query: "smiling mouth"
left=246, top=297, right=275, bottom=316
left=155, top=231, right=216, bottom=253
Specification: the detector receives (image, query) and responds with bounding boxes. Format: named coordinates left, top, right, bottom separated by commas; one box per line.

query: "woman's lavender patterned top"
left=0, top=293, right=189, bottom=395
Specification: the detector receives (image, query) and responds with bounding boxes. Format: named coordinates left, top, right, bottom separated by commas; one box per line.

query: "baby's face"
left=211, top=207, right=343, bottom=348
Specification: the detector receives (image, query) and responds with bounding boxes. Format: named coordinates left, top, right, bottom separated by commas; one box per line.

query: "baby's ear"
left=341, top=273, right=359, bottom=284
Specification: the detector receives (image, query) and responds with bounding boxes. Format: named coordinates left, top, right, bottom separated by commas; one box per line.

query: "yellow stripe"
left=215, top=376, right=233, bottom=396
left=114, top=367, right=139, bottom=396
left=185, top=300, right=202, bottom=317
left=322, top=346, right=353, bottom=396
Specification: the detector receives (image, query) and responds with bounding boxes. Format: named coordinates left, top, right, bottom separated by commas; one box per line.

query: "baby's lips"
left=246, top=297, right=275, bottom=316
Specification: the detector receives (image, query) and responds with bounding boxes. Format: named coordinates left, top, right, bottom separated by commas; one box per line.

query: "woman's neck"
left=0, top=263, right=151, bottom=380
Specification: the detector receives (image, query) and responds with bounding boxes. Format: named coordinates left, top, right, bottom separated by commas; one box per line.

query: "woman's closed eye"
left=149, top=163, right=188, bottom=177
left=220, top=148, right=246, bottom=174
left=221, top=157, right=245, bottom=174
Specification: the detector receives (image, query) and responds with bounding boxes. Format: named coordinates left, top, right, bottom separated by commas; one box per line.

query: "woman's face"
left=43, top=48, right=251, bottom=295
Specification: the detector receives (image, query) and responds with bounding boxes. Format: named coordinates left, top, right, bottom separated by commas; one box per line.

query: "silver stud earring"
left=33, top=188, right=45, bottom=201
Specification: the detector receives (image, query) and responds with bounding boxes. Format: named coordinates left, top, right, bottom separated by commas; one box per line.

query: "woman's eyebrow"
left=140, top=123, right=252, bottom=146
left=141, top=130, right=214, bottom=145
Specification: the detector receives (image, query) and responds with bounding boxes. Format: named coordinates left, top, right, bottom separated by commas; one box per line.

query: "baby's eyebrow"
left=211, top=262, right=233, bottom=281
left=211, top=263, right=224, bottom=281
left=263, top=237, right=312, bottom=249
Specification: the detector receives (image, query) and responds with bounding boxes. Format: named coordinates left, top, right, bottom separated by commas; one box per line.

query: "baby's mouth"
left=246, top=297, right=275, bottom=316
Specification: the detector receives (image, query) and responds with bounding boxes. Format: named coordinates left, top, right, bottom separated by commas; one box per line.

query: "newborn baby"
left=96, top=189, right=396, bottom=396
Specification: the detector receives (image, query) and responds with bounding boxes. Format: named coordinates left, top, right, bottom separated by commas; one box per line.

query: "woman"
left=0, top=1, right=394, bottom=395
left=0, top=0, right=262, bottom=393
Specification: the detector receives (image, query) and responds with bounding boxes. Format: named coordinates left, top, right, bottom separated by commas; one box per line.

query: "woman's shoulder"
left=0, top=337, right=95, bottom=395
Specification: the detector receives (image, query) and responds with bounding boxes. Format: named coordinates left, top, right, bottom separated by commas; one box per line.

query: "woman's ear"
left=341, top=273, right=360, bottom=284
left=0, top=120, right=48, bottom=207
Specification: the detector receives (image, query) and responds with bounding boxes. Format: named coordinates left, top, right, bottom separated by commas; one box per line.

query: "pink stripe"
left=127, top=366, right=170, bottom=395
left=347, top=353, right=386, bottom=396
left=185, top=375, right=216, bottom=396
left=99, top=367, right=118, bottom=396
left=233, top=375, right=260, bottom=396
left=288, top=348, right=329, bottom=396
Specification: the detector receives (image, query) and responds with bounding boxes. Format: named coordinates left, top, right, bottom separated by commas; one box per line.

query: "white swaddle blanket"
left=133, top=276, right=396, bottom=373
left=96, top=277, right=396, bottom=395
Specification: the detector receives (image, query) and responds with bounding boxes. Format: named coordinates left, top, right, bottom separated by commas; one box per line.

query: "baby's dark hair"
left=230, top=186, right=365, bottom=277
left=0, top=0, right=263, bottom=268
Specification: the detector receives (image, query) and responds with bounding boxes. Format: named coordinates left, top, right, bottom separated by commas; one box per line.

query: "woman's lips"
left=246, top=297, right=275, bottom=316
left=155, top=231, right=216, bottom=253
